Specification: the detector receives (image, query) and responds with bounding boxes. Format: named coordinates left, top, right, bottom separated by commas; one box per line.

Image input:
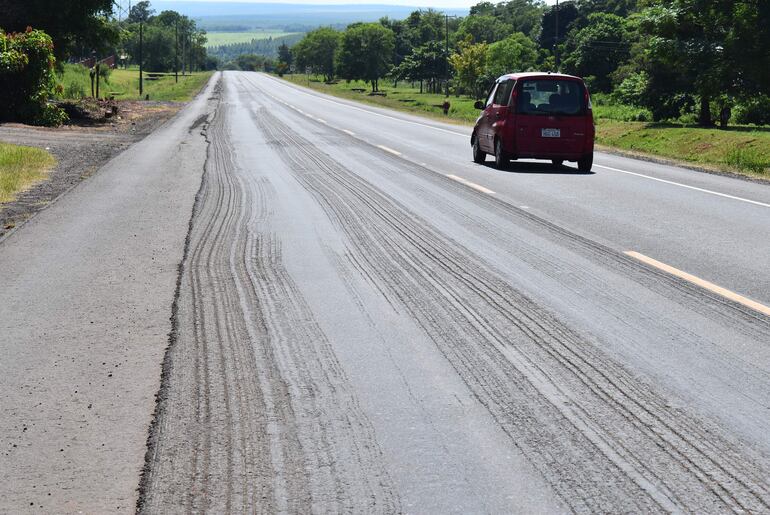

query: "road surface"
left=3, top=71, right=770, bottom=513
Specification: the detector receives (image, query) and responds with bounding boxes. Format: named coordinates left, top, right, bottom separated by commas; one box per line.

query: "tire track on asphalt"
left=253, top=106, right=770, bottom=514
left=140, top=83, right=400, bottom=513
left=314, top=119, right=770, bottom=343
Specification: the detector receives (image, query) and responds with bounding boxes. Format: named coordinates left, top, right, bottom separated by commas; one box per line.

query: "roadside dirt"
left=0, top=101, right=181, bottom=241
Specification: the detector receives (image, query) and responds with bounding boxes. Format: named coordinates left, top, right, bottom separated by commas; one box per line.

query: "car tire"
left=551, top=159, right=564, bottom=168
left=472, top=136, right=486, bottom=164
left=578, top=154, right=593, bottom=173
left=494, top=138, right=508, bottom=169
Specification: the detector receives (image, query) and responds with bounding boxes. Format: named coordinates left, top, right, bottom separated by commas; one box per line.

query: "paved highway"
left=3, top=71, right=770, bottom=512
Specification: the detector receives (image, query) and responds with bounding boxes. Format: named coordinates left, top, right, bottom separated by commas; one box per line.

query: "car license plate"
left=542, top=128, right=561, bottom=138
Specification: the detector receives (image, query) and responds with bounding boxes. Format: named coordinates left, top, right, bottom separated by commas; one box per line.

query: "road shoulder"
left=0, top=74, right=220, bottom=512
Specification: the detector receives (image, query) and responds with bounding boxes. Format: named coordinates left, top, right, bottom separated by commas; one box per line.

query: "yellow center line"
left=446, top=175, right=496, bottom=195
left=377, top=145, right=402, bottom=156
left=624, top=251, right=770, bottom=317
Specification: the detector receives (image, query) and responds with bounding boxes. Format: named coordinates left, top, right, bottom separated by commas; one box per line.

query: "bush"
left=612, top=71, right=648, bottom=106
left=734, top=96, right=770, bottom=126
left=64, top=80, right=87, bottom=99
left=0, top=28, right=67, bottom=126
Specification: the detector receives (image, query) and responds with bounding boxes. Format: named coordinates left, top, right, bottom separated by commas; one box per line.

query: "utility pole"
left=189, top=33, right=193, bottom=73
left=444, top=14, right=457, bottom=97
left=175, top=20, right=179, bottom=83
left=554, top=0, right=560, bottom=71
left=181, top=31, right=186, bottom=76
left=139, top=20, right=143, bottom=96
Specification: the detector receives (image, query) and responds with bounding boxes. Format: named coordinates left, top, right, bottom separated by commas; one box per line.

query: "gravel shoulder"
left=0, top=101, right=182, bottom=241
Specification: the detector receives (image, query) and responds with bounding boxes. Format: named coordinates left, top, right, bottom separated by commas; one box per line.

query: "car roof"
left=497, top=72, right=583, bottom=82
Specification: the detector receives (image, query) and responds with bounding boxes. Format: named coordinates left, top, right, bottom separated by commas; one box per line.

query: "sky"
left=154, top=0, right=559, bottom=10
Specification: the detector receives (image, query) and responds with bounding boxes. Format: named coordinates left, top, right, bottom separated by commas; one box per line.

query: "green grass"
left=0, top=143, right=56, bottom=204
left=280, top=74, right=770, bottom=178
left=596, top=121, right=770, bottom=177
left=206, top=30, right=298, bottom=48
left=57, top=64, right=214, bottom=102
left=282, top=74, right=480, bottom=123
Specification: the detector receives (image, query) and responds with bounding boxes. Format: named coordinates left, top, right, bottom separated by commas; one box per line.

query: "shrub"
left=612, top=71, right=648, bottom=106
left=64, top=80, right=87, bottom=99
left=0, top=27, right=67, bottom=126
left=734, top=96, right=770, bottom=126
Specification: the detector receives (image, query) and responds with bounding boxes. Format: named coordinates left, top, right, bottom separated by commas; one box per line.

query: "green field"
left=280, top=74, right=770, bottom=178
left=0, top=143, right=56, bottom=204
left=206, top=31, right=298, bottom=48
left=58, top=64, right=214, bottom=102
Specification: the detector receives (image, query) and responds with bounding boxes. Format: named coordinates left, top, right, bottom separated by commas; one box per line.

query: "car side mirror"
left=474, top=100, right=484, bottom=110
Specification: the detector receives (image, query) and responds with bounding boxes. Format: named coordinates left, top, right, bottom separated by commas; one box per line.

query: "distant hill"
left=152, top=2, right=468, bottom=31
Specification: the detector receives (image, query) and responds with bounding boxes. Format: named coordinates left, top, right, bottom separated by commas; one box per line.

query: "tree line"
left=281, top=0, right=770, bottom=126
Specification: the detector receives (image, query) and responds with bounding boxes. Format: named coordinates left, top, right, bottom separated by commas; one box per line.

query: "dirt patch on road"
left=0, top=101, right=181, bottom=240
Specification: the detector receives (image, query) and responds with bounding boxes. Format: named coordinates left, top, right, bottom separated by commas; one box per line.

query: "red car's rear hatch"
left=514, top=78, right=591, bottom=158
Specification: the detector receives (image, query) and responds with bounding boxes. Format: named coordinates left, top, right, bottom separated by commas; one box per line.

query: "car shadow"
left=481, top=161, right=596, bottom=175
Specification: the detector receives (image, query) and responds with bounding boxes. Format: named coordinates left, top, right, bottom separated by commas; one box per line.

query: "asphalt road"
left=3, top=71, right=770, bottom=513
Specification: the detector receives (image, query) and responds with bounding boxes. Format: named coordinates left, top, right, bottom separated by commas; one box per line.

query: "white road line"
left=446, top=175, right=496, bottom=195
left=625, top=251, right=770, bottom=317
left=595, top=164, right=770, bottom=208
left=316, top=118, right=328, bottom=124
left=377, top=145, right=402, bottom=156
left=259, top=74, right=768, bottom=210
left=262, top=74, right=468, bottom=138
left=342, top=129, right=355, bottom=136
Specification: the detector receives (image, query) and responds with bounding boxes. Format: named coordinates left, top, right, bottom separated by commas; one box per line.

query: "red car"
left=471, top=72, right=595, bottom=172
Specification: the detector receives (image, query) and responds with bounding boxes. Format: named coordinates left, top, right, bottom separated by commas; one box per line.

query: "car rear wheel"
left=551, top=159, right=564, bottom=168
left=494, top=138, right=508, bottom=169
left=472, top=136, right=486, bottom=164
left=578, top=154, right=593, bottom=173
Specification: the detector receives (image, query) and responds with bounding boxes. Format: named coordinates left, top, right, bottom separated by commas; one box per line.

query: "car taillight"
left=586, top=90, right=592, bottom=111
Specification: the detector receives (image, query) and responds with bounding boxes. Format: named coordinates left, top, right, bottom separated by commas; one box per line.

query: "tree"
left=727, top=1, right=770, bottom=96
left=0, top=0, right=117, bottom=60
left=539, top=1, right=579, bottom=55
left=120, top=8, right=207, bottom=73
left=485, top=32, right=539, bottom=79
left=338, top=23, right=395, bottom=92
left=292, top=27, right=341, bottom=81
left=449, top=38, right=489, bottom=99
left=637, top=1, right=733, bottom=125
left=236, top=54, right=267, bottom=71
left=393, top=41, right=445, bottom=93
left=561, top=13, right=630, bottom=92
left=128, top=1, right=154, bottom=23
left=466, top=1, right=546, bottom=40
left=575, top=0, right=638, bottom=21
left=278, top=42, right=292, bottom=68
left=455, top=15, right=511, bottom=44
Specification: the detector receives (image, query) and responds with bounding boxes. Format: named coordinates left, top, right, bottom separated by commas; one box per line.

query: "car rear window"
left=518, top=79, right=585, bottom=116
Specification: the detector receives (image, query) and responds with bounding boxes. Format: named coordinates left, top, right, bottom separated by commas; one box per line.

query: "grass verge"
left=596, top=121, right=770, bottom=178
left=281, top=74, right=480, bottom=123
left=0, top=143, right=56, bottom=204
left=58, top=64, right=214, bottom=102
left=279, top=73, right=770, bottom=179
